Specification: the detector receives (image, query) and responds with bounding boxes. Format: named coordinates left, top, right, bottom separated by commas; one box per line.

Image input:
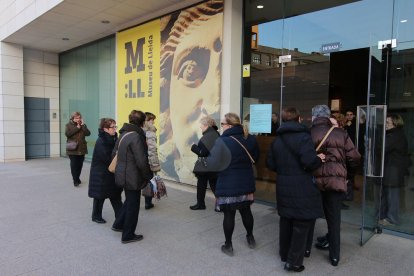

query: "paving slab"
left=0, top=158, right=413, bottom=275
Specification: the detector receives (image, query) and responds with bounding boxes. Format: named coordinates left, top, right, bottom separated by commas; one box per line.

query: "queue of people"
left=65, top=105, right=409, bottom=272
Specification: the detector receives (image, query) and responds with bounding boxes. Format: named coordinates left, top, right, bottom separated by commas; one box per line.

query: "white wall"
left=0, top=42, right=24, bottom=162
left=221, top=0, right=243, bottom=117
left=0, top=0, right=63, bottom=41
left=23, top=48, right=60, bottom=157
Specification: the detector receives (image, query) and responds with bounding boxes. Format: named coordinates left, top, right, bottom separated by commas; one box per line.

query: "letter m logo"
left=124, top=38, right=145, bottom=74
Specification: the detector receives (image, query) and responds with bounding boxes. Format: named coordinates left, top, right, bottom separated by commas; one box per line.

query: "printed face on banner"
left=117, top=1, right=223, bottom=184
left=159, top=1, right=223, bottom=183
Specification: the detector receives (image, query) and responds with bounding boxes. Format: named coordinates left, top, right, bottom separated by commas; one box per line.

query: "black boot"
left=284, top=263, right=305, bottom=272
left=221, top=242, right=233, bottom=256
left=190, top=203, right=206, bottom=210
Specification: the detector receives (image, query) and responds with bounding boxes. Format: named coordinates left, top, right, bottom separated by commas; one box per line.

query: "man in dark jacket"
left=310, top=105, right=360, bottom=267
left=267, top=107, right=325, bottom=272
left=112, top=110, right=153, bottom=244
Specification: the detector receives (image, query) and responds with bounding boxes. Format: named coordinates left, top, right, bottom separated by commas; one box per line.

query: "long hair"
left=223, top=112, right=248, bottom=138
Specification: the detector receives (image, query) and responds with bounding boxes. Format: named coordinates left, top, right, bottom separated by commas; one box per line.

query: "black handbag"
left=66, top=141, right=78, bottom=151
left=193, top=157, right=208, bottom=175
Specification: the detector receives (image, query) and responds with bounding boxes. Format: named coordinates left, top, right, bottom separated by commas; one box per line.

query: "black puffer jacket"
left=191, top=126, right=219, bottom=176
left=113, top=123, right=152, bottom=191
left=267, top=121, right=323, bottom=220
left=88, top=129, right=121, bottom=199
left=311, top=117, right=361, bottom=192
left=383, top=127, right=408, bottom=187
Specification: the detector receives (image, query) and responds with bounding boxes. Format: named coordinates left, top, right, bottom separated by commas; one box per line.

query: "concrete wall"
left=0, top=42, right=24, bottom=162
left=23, top=48, right=59, bottom=157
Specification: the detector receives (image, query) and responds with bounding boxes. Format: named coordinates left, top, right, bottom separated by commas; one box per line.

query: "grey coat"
left=113, top=123, right=152, bottom=191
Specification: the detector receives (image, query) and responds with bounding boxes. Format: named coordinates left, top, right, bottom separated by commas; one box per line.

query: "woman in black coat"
left=190, top=116, right=220, bottom=210
left=88, top=118, right=122, bottom=224
left=380, top=114, right=409, bottom=226
left=206, top=113, right=259, bottom=256
left=267, top=107, right=325, bottom=273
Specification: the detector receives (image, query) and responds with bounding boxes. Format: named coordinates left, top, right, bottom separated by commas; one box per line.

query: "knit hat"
left=312, top=105, right=331, bottom=118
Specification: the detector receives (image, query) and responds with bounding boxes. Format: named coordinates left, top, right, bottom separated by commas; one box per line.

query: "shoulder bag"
left=315, top=126, right=335, bottom=152
left=66, top=141, right=78, bottom=151
left=108, top=132, right=133, bottom=173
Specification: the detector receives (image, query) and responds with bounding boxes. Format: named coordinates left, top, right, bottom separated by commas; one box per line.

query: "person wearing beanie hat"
left=312, top=104, right=331, bottom=119
left=310, top=105, right=361, bottom=267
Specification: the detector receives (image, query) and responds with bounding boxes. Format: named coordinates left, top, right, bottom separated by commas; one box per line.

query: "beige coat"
left=143, top=122, right=161, bottom=172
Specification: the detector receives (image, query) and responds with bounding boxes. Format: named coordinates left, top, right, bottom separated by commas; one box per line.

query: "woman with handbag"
left=65, top=111, right=91, bottom=186
left=267, top=107, right=325, bottom=272
left=190, top=116, right=219, bottom=210
left=206, top=113, right=259, bottom=256
left=88, top=118, right=122, bottom=224
left=310, top=105, right=360, bottom=267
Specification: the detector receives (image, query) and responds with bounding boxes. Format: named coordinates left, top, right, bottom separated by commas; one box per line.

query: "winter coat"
left=267, top=121, right=324, bottom=220
left=143, top=122, right=161, bottom=172
left=191, top=126, right=220, bottom=176
left=311, top=117, right=361, bottom=192
left=65, top=120, right=91, bottom=155
left=207, top=125, right=259, bottom=197
left=383, top=127, right=409, bottom=187
left=88, top=129, right=121, bottom=199
left=113, top=123, right=153, bottom=191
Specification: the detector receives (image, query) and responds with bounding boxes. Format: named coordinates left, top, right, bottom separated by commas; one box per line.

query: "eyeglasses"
left=109, top=125, right=117, bottom=129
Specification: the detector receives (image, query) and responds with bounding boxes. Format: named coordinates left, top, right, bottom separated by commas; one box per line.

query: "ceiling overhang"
left=2, top=0, right=202, bottom=53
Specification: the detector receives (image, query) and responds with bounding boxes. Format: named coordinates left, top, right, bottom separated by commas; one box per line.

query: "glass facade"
left=243, top=0, right=414, bottom=240
left=60, top=36, right=116, bottom=161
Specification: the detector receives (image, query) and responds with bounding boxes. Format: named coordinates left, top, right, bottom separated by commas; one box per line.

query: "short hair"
left=129, top=110, right=146, bottom=127
left=70, top=111, right=82, bottom=120
left=100, top=118, right=116, bottom=129
left=388, top=114, right=404, bottom=128
left=145, top=112, right=156, bottom=121
left=281, top=107, right=300, bottom=122
left=200, top=116, right=216, bottom=127
left=312, top=105, right=331, bottom=118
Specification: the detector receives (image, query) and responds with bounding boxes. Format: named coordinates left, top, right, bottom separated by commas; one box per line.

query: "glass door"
left=358, top=105, right=387, bottom=244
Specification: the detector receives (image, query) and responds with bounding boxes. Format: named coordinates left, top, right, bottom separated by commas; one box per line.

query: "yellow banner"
left=116, top=19, right=160, bottom=130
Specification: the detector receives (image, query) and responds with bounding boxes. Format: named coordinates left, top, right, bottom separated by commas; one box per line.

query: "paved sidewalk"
left=0, top=158, right=413, bottom=275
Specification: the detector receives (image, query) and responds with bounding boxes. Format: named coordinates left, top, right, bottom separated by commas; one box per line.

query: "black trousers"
left=321, top=190, right=343, bottom=260
left=345, top=176, right=354, bottom=201
left=196, top=175, right=217, bottom=206
left=112, top=190, right=141, bottom=241
left=305, top=219, right=316, bottom=252
left=279, top=217, right=315, bottom=266
left=144, top=196, right=153, bottom=207
left=92, top=195, right=123, bottom=220
left=68, top=155, right=84, bottom=183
